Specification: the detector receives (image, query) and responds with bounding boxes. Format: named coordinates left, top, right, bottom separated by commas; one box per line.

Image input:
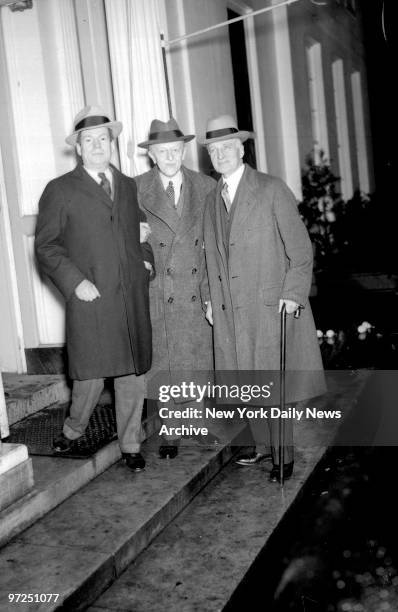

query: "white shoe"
left=235, top=452, right=271, bottom=466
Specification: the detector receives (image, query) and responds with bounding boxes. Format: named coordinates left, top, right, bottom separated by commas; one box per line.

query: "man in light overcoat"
left=135, top=118, right=218, bottom=459
left=35, top=106, right=154, bottom=472
left=202, top=114, right=325, bottom=482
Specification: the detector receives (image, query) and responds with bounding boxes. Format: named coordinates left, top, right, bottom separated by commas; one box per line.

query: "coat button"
left=221, top=304, right=225, bottom=310
left=160, top=242, right=166, bottom=247
left=192, top=268, right=197, bottom=274
left=168, top=297, right=174, bottom=304
left=191, top=295, right=197, bottom=302
left=195, top=239, right=199, bottom=245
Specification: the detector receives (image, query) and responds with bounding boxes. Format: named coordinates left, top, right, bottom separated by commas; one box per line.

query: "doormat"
left=6, top=402, right=117, bottom=458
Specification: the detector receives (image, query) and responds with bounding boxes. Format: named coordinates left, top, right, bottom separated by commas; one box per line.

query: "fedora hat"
left=138, top=117, right=195, bottom=148
left=65, top=105, right=122, bottom=146
left=201, top=114, right=252, bottom=145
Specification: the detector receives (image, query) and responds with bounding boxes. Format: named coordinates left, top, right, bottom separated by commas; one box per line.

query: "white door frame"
left=0, top=146, right=26, bottom=373
left=227, top=0, right=268, bottom=172
left=0, top=372, right=10, bottom=440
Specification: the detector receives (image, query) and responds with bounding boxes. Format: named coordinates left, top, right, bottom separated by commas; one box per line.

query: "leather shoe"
left=52, top=433, right=75, bottom=453
left=123, top=452, right=145, bottom=472
left=269, top=462, right=294, bottom=483
left=235, top=452, right=271, bottom=466
left=159, top=444, right=179, bottom=459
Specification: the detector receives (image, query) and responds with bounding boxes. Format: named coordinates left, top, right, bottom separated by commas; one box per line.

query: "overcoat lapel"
left=176, top=168, right=200, bottom=237
left=111, top=165, right=121, bottom=213
left=72, top=163, right=113, bottom=210
left=229, top=165, right=257, bottom=241
left=214, top=181, right=228, bottom=276
left=139, top=169, right=179, bottom=234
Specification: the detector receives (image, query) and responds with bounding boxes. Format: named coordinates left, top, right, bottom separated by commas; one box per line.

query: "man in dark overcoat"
left=201, top=115, right=325, bottom=482
left=135, top=118, right=217, bottom=459
left=35, top=105, right=154, bottom=472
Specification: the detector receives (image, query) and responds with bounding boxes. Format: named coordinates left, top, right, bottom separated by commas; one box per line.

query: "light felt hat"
left=66, top=105, right=122, bottom=146
left=201, top=114, right=252, bottom=145
left=138, top=117, right=195, bottom=148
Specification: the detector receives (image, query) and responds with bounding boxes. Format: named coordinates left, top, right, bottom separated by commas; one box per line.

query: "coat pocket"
left=246, top=223, right=269, bottom=232
left=262, top=284, right=283, bottom=306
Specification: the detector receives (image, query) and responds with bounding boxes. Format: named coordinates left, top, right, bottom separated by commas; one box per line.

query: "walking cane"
left=279, top=303, right=302, bottom=486
left=279, top=303, right=287, bottom=486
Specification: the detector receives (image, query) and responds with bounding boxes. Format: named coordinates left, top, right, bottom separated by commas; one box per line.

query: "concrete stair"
left=0, top=371, right=370, bottom=611
left=0, top=415, right=159, bottom=549
left=89, top=373, right=373, bottom=612
left=3, top=374, right=71, bottom=426
left=0, top=373, right=151, bottom=547
left=88, top=444, right=318, bottom=612
left=0, top=427, right=242, bottom=612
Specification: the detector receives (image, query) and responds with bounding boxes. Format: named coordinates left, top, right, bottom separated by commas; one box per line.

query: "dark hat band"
left=75, top=115, right=110, bottom=131
left=149, top=129, right=184, bottom=141
left=205, top=127, right=238, bottom=139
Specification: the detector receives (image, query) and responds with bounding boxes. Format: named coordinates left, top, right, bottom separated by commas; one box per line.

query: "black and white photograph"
left=0, top=0, right=397, bottom=610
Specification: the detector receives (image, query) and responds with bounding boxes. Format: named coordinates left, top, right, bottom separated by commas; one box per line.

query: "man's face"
left=148, top=141, right=185, bottom=178
left=207, top=138, right=244, bottom=178
left=76, top=127, right=113, bottom=171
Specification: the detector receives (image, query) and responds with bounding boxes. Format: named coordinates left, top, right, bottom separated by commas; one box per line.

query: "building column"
left=271, top=0, right=302, bottom=199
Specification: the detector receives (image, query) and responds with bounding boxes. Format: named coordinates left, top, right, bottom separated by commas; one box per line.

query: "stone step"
left=88, top=373, right=372, bottom=611
left=0, top=444, right=34, bottom=514
left=3, top=374, right=71, bottom=426
left=0, top=410, right=160, bottom=549
left=0, top=423, right=243, bottom=612
left=0, top=372, right=370, bottom=612
left=89, top=443, right=319, bottom=612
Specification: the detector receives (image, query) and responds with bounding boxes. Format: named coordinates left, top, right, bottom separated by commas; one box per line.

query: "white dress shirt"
left=222, top=163, right=245, bottom=203
left=84, top=166, right=113, bottom=195
left=159, top=170, right=183, bottom=204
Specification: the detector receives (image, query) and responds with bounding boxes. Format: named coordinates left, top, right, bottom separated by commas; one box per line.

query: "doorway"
left=226, top=2, right=267, bottom=171
left=227, top=7, right=257, bottom=169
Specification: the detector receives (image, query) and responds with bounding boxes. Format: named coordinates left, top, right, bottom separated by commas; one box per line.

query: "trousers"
left=63, top=373, right=145, bottom=453
left=249, top=409, right=294, bottom=465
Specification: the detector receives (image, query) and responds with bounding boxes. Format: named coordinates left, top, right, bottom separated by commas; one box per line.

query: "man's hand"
left=279, top=298, right=299, bottom=315
left=205, top=301, right=213, bottom=326
left=144, top=261, right=154, bottom=274
left=75, top=279, right=101, bottom=302
left=140, top=222, right=151, bottom=243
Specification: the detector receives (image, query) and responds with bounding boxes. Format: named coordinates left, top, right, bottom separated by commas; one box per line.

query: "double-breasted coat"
left=135, top=166, right=216, bottom=387
left=35, top=163, right=153, bottom=380
left=203, top=164, right=325, bottom=403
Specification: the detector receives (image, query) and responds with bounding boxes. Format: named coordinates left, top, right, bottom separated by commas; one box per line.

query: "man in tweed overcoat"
left=135, top=118, right=218, bottom=459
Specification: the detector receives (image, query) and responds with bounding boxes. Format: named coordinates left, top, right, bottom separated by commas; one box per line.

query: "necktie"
left=98, top=172, right=112, bottom=199
left=221, top=182, right=232, bottom=213
left=165, top=180, right=176, bottom=208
